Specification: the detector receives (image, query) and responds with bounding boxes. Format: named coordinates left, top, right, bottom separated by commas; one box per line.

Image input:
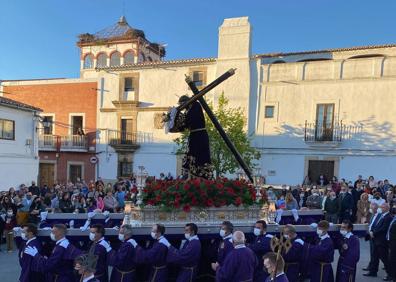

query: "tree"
left=174, top=93, right=261, bottom=177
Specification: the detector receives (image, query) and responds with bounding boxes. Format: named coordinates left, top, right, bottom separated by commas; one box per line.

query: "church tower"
left=77, top=16, right=166, bottom=78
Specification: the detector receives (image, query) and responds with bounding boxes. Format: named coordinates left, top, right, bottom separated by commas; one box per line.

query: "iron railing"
left=107, top=130, right=153, bottom=146
left=38, top=133, right=88, bottom=151
left=304, top=121, right=362, bottom=142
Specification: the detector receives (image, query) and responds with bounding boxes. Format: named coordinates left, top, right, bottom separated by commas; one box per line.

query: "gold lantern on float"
left=267, top=201, right=277, bottom=224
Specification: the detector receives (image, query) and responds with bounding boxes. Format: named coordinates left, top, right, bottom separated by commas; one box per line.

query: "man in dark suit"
left=338, top=185, right=354, bottom=222
left=386, top=207, right=396, bottom=282
left=364, top=203, right=393, bottom=279
left=363, top=203, right=381, bottom=272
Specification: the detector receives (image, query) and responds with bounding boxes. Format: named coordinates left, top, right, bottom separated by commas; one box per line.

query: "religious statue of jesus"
left=169, top=95, right=213, bottom=179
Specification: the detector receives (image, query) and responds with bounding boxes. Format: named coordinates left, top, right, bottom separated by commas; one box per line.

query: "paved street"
left=0, top=239, right=387, bottom=281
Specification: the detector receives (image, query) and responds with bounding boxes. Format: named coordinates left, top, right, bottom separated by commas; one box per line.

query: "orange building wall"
left=3, top=82, right=97, bottom=138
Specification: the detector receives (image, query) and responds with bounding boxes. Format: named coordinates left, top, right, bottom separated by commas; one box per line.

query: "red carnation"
left=155, top=195, right=161, bottom=202
left=183, top=204, right=191, bottom=212
left=183, top=184, right=190, bottom=191
left=206, top=199, right=214, bottom=207
left=234, top=197, right=242, bottom=206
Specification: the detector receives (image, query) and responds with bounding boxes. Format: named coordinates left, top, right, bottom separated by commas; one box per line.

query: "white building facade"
left=0, top=97, right=41, bottom=189
left=59, top=16, right=396, bottom=184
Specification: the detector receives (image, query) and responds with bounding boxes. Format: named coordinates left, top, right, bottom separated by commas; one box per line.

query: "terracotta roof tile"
left=96, top=57, right=217, bottom=70
left=255, top=43, right=396, bottom=58
left=0, top=96, right=42, bottom=112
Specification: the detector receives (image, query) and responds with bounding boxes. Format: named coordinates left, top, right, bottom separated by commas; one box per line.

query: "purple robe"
left=108, top=240, right=137, bottom=282
left=135, top=240, right=168, bottom=282
left=217, top=236, right=234, bottom=266
left=265, top=273, right=290, bottom=282
left=18, top=238, right=45, bottom=282
left=31, top=240, right=82, bottom=282
left=167, top=238, right=201, bottom=282
left=216, top=246, right=257, bottom=282
left=248, top=234, right=273, bottom=282
left=335, top=234, right=360, bottom=282
left=282, top=238, right=304, bottom=282
left=308, top=235, right=334, bottom=282
left=91, top=240, right=109, bottom=282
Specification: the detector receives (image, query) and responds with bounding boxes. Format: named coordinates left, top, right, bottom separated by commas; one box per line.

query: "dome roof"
left=78, top=16, right=145, bottom=45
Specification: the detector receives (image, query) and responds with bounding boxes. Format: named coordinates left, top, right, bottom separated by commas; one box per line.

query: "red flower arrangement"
left=142, top=178, right=262, bottom=211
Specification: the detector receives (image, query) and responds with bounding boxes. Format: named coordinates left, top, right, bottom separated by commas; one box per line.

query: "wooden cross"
left=270, top=232, right=292, bottom=281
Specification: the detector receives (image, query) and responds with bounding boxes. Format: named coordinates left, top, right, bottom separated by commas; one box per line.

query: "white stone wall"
left=0, top=106, right=39, bottom=189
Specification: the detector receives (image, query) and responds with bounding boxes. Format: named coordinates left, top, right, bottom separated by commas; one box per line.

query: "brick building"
left=1, top=79, right=98, bottom=186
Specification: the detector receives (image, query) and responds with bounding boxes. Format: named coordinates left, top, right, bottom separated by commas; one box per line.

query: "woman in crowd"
left=356, top=192, right=370, bottom=223
left=1, top=196, right=17, bottom=214
left=59, top=192, right=73, bottom=213
left=285, top=192, right=298, bottom=210
left=96, top=195, right=105, bottom=211
left=104, top=190, right=118, bottom=213
left=28, top=196, right=46, bottom=224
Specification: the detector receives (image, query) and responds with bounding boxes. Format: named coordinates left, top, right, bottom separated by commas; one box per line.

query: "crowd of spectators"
left=267, top=175, right=396, bottom=224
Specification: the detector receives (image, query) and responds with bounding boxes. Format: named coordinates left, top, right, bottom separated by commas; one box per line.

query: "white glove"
left=112, top=226, right=120, bottom=230
left=310, top=223, right=318, bottom=229
left=291, top=209, right=299, bottom=221
left=275, top=209, right=283, bottom=224
left=329, top=222, right=334, bottom=227
left=159, top=237, right=171, bottom=248
left=58, top=239, right=70, bottom=249
left=127, top=238, right=137, bottom=248
left=0, top=214, right=5, bottom=221
left=103, top=211, right=110, bottom=217
left=24, top=246, right=38, bottom=256
left=13, top=227, right=22, bottom=232
left=42, top=227, right=51, bottom=230
left=88, top=212, right=96, bottom=219
left=80, top=220, right=90, bottom=231
left=99, top=240, right=112, bottom=252
left=69, top=220, right=75, bottom=228
left=40, top=211, right=48, bottom=221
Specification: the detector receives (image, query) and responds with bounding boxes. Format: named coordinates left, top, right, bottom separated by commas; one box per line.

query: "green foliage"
left=174, top=93, right=261, bottom=177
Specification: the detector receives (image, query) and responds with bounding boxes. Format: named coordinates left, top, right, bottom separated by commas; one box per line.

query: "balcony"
left=304, top=121, right=362, bottom=146
left=107, top=130, right=153, bottom=152
left=38, top=134, right=88, bottom=152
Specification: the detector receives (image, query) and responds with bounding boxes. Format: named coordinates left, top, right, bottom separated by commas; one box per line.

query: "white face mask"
left=283, top=234, right=290, bottom=240
left=50, top=233, right=56, bottom=241
left=316, top=229, right=323, bottom=237
left=89, top=232, right=96, bottom=241
left=219, top=229, right=226, bottom=238
left=7, top=212, right=13, bottom=217
left=340, top=230, right=348, bottom=237
left=377, top=208, right=383, bottom=214
left=21, top=232, right=27, bottom=241
left=369, top=208, right=373, bottom=214
left=118, top=234, right=125, bottom=242
left=253, top=228, right=261, bottom=236
left=151, top=232, right=157, bottom=240
left=184, top=233, right=191, bottom=240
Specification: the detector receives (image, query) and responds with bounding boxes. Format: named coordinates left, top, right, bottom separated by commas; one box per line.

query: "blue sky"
left=0, top=0, right=395, bottom=80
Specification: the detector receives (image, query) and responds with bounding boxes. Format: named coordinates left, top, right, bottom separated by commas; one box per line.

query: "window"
left=124, top=77, right=135, bottom=91
left=110, top=52, right=121, bottom=67
left=265, top=106, right=275, bottom=118
left=96, top=53, right=107, bottom=68
left=0, top=119, right=15, bottom=140
left=124, top=51, right=135, bottom=64
left=69, top=164, right=83, bottom=183
left=71, top=116, right=83, bottom=135
left=42, top=116, right=53, bottom=135
left=83, top=54, right=94, bottom=69
left=315, top=104, right=335, bottom=141
left=192, top=71, right=205, bottom=87
left=118, top=154, right=133, bottom=177
left=120, top=118, right=133, bottom=144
